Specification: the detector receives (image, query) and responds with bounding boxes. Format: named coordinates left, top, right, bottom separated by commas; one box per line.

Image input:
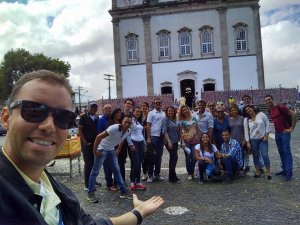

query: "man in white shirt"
left=196, top=100, right=214, bottom=142
left=146, top=98, right=165, bottom=182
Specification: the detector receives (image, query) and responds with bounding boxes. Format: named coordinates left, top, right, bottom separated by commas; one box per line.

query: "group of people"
left=79, top=91, right=297, bottom=203
left=1, top=69, right=297, bottom=224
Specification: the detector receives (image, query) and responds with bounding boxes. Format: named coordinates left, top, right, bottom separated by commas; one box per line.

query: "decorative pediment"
left=156, top=29, right=170, bottom=35
left=161, top=81, right=172, bottom=86
left=177, top=27, right=192, bottom=33
left=199, top=25, right=213, bottom=31
left=177, top=70, right=197, bottom=76
left=203, top=78, right=216, bottom=83
left=125, top=33, right=139, bottom=38
left=233, top=22, right=247, bottom=28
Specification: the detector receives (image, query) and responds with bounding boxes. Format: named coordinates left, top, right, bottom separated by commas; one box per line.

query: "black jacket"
left=0, top=150, right=112, bottom=225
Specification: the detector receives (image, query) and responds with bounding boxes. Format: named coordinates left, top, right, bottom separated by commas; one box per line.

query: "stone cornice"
left=109, top=0, right=259, bottom=20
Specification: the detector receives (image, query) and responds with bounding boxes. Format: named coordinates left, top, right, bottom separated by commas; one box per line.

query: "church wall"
left=150, top=10, right=221, bottom=62
left=226, top=7, right=256, bottom=56
left=121, top=64, right=147, bottom=97
left=152, top=58, right=223, bottom=99
left=119, top=18, right=145, bottom=65
left=229, top=55, right=258, bottom=89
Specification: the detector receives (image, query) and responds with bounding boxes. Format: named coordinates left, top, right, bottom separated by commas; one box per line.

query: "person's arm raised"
left=110, top=194, right=164, bottom=225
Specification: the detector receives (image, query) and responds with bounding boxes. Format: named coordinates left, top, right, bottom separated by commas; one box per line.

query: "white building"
left=110, top=0, right=265, bottom=100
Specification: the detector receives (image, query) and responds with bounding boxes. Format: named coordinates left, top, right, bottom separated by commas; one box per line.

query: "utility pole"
left=77, top=86, right=84, bottom=112
left=104, top=74, right=114, bottom=100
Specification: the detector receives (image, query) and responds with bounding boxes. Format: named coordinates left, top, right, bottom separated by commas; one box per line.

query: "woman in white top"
left=243, top=105, right=272, bottom=179
left=128, top=107, right=147, bottom=191
left=194, top=133, right=222, bottom=184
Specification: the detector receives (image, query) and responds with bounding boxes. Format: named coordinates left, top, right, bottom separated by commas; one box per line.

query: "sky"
left=0, top=0, right=299, bottom=103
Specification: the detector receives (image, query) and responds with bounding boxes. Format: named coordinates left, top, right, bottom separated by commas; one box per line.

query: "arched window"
left=178, top=27, right=192, bottom=57
left=156, top=30, right=171, bottom=59
left=199, top=25, right=214, bottom=55
left=233, top=23, right=248, bottom=53
left=125, top=33, right=139, bottom=62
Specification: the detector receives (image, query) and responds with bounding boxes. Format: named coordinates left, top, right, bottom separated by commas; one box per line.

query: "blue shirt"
left=97, top=114, right=109, bottom=133
left=213, top=116, right=230, bottom=148
left=220, top=138, right=243, bottom=169
left=162, top=117, right=180, bottom=144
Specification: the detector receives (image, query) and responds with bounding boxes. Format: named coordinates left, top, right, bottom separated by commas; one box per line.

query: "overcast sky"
left=0, top=0, right=299, bottom=102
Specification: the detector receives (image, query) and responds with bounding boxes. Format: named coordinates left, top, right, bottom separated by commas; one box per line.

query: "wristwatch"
left=131, top=209, right=143, bottom=224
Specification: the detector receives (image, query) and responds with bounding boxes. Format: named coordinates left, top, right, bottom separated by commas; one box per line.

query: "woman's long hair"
left=178, top=105, right=191, bottom=121
left=165, top=106, right=177, bottom=121
left=199, top=133, right=214, bottom=153
left=107, top=108, right=122, bottom=127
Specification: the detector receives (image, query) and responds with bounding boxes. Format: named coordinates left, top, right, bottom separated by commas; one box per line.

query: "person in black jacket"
left=0, top=70, right=164, bottom=225
left=78, top=102, right=99, bottom=190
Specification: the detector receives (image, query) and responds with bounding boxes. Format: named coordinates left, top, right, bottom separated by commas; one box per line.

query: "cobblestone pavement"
left=48, top=124, right=300, bottom=225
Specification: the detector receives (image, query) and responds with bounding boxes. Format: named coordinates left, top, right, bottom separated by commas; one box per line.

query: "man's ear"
left=1, top=107, right=10, bottom=130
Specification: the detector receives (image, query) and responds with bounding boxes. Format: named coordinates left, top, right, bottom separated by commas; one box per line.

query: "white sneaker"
left=84, top=187, right=89, bottom=191
left=154, top=175, right=165, bottom=181
left=147, top=176, right=153, bottom=183
left=188, top=175, right=193, bottom=180
left=142, top=173, right=148, bottom=181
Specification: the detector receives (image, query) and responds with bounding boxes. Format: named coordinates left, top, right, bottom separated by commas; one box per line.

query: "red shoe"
left=130, top=184, right=136, bottom=191
left=135, top=183, right=146, bottom=190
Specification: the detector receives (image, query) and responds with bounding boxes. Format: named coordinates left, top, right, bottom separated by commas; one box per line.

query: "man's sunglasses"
left=9, top=100, right=77, bottom=129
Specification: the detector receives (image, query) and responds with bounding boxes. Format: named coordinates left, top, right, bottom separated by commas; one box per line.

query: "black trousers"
left=81, top=143, right=94, bottom=188
left=167, top=143, right=179, bottom=182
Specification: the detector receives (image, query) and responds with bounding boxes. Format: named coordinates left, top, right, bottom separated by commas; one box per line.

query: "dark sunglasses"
left=9, top=100, right=77, bottom=129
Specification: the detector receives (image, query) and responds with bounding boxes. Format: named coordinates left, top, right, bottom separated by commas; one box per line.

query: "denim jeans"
left=275, top=132, right=293, bottom=176
left=184, top=143, right=197, bottom=175
left=118, top=141, right=128, bottom=182
left=129, top=140, right=145, bottom=183
left=103, top=159, right=113, bottom=187
left=167, top=143, right=179, bottom=182
left=250, top=139, right=270, bottom=168
left=88, top=150, right=126, bottom=194
left=221, top=156, right=239, bottom=177
left=81, top=143, right=94, bottom=188
left=148, top=136, right=164, bottom=177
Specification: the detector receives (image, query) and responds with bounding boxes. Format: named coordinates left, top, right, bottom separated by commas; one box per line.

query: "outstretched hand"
left=133, top=194, right=164, bottom=218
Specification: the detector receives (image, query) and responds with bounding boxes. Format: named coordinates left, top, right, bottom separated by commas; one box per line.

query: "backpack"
left=269, top=104, right=292, bottom=127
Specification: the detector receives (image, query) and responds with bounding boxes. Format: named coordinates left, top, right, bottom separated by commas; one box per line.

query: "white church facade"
left=109, top=0, right=265, bottom=99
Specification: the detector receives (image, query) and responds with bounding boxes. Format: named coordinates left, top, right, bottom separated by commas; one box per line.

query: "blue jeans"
left=88, top=150, right=126, bottom=194
left=250, top=139, right=270, bottom=168
left=221, top=156, right=239, bottom=177
left=275, top=132, right=293, bottom=176
left=129, top=140, right=145, bottom=183
left=184, top=143, right=197, bottom=175
left=148, top=136, right=164, bottom=177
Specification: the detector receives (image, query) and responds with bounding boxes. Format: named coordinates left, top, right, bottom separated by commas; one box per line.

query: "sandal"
left=253, top=174, right=260, bottom=178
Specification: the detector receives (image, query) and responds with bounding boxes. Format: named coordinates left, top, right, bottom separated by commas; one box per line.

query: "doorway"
left=180, top=79, right=195, bottom=108
left=203, top=83, right=215, bottom=91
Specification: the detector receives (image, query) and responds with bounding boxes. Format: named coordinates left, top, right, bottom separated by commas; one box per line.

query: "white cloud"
left=0, top=0, right=115, bottom=101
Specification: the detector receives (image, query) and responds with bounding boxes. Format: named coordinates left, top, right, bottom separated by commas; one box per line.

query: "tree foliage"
left=0, top=48, right=71, bottom=103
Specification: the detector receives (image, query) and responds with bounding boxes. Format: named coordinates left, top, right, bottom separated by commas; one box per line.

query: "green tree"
left=0, top=48, right=71, bottom=103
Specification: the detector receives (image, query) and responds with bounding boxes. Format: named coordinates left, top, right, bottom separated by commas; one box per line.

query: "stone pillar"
left=112, top=18, right=123, bottom=98
left=217, top=7, right=231, bottom=91
left=252, top=4, right=265, bottom=89
left=111, top=0, right=117, bottom=9
left=142, top=15, right=154, bottom=95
